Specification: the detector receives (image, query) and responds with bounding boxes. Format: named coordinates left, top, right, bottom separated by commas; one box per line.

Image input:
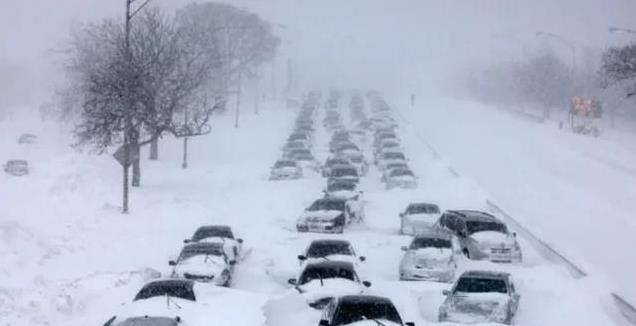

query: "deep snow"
left=0, top=95, right=628, bottom=326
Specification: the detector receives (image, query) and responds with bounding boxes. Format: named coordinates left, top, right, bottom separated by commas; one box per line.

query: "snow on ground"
left=394, top=95, right=636, bottom=305
left=0, top=94, right=626, bottom=326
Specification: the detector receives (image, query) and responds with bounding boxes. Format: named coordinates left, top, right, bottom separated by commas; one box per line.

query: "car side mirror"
left=183, top=239, right=191, bottom=244
left=229, top=260, right=236, bottom=266
left=401, top=246, right=408, bottom=251
left=168, top=260, right=177, bottom=266
left=288, top=278, right=297, bottom=285
left=362, top=281, right=372, bottom=287
left=512, top=232, right=517, bottom=237
left=298, top=255, right=307, bottom=261
left=237, top=238, right=244, bottom=244
left=442, top=289, right=450, bottom=296
left=405, top=322, right=415, bottom=326
left=359, top=256, right=366, bottom=262
left=319, top=320, right=330, bottom=326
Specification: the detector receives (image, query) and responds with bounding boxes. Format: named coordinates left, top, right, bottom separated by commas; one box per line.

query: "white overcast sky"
left=1, top=0, right=636, bottom=103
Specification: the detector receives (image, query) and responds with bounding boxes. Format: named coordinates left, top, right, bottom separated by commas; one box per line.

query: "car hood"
left=304, top=255, right=358, bottom=265
left=173, top=256, right=226, bottom=276
left=272, top=167, right=298, bottom=173
left=407, top=248, right=453, bottom=265
left=449, top=292, right=509, bottom=318
left=297, top=278, right=363, bottom=302
left=470, top=231, right=516, bottom=247
left=299, top=210, right=343, bottom=222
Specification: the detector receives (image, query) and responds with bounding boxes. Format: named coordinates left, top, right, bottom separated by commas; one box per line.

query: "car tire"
left=463, top=248, right=471, bottom=259
left=222, top=270, right=232, bottom=287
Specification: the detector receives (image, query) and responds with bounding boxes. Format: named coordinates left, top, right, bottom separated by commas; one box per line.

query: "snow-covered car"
left=377, top=151, right=407, bottom=171
left=18, top=133, right=37, bottom=144
left=319, top=295, right=415, bottom=326
left=438, top=270, right=520, bottom=324
left=283, top=140, right=311, bottom=155
left=327, top=166, right=360, bottom=186
left=3, top=160, right=29, bottom=176
left=184, top=225, right=243, bottom=262
left=298, top=239, right=366, bottom=265
left=291, top=150, right=320, bottom=172
left=399, top=231, right=457, bottom=282
left=169, top=242, right=234, bottom=286
left=324, top=180, right=362, bottom=200
left=384, top=168, right=418, bottom=190
left=399, top=203, right=441, bottom=235
left=322, top=157, right=353, bottom=177
left=436, top=210, right=522, bottom=263
left=341, top=152, right=367, bottom=176
left=104, top=280, right=265, bottom=326
left=270, top=160, right=302, bottom=180
left=349, top=129, right=367, bottom=146
left=288, top=261, right=371, bottom=309
left=297, top=198, right=358, bottom=233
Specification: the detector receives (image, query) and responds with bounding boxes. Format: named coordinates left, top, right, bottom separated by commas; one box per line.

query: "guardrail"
left=393, top=106, right=636, bottom=325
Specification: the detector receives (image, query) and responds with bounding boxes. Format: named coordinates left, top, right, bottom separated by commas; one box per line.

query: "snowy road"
left=0, top=94, right=627, bottom=325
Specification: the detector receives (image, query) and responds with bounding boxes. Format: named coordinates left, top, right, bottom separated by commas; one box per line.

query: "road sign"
left=113, top=144, right=140, bottom=167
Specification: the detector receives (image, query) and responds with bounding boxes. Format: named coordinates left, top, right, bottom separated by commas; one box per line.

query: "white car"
left=399, top=231, right=457, bottom=282
left=288, top=261, right=371, bottom=309
left=377, top=152, right=407, bottom=171
left=104, top=280, right=265, bottom=326
left=297, top=198, right=355, bottom=233
left=270, top=159, right=303, bottom=180
left=184, top=225, right=243, bottom=262
left=298, top=239, right=366, bottom=266
left=169, top=242, right=234, bottom=286
left=399, top=203, right=441, bottom=235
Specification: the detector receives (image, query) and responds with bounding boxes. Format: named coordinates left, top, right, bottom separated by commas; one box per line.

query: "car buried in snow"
left=3, top=160, right=29, bottom=176
left=322, top=157, right=353, bottom=177
left=288, top=261, right=371, bottom=309
left=297, top=198, right=359, bottom=233
left=270, top=159, right=303, bottom=180
left=384, top=168, right=418, bottom=190
left=297, top=239, right=366, bottom=266
left=319, top=295, right=415, bottom=326
left=399, top=203, right=441, bottom=235
left=377, top=151, right=408, bottom=171
left=399, top=231, right=457, bottom=282
left=184, top=225, right=243, bottom=262
left=438, top=270, right=520, bottom=325
left=327, top=166, right=360, bottom=186
left=435, top=210, right=522, bottom=263
left=169, top=242, right=234, bottom=286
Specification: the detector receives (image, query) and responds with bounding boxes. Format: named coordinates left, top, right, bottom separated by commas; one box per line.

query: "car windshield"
left=274, top=161, right=296, bottom=168
left=331, top=168, right=358, bottom=177
left=334, top=301, right=402, bottom=325
left=466, top=221, right=507, bottom=234
left=390, top=169, right=413, bottom=177
left=192, top=227, right=234, bottom=240
left=307, top=242, right=352, bottom=257
left=134, top=281, right=196, bottom=301
left=116, top=317, right=180, bottom=326
left=295, top=154, right=314, bottom=160
left=383, top=152, right=405, bottom=160
left=454, top=277, right=508, bottom=294
left=298, top=265, right=355, bottom=284
left=327, top=182, right=356, bottom=192
left=407, top=204, right=440, bottom=214
left=410, top=237, right=452, bottom=249
left=178, top=244, right=224, bottom=261
left=308, top=199, right=346, bottom=212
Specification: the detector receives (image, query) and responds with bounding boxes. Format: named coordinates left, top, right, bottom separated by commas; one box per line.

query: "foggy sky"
left=1, top=0, right=635, bottom=107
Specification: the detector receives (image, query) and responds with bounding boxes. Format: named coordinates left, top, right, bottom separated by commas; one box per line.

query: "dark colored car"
left=320, top=295, right=415, bottom=326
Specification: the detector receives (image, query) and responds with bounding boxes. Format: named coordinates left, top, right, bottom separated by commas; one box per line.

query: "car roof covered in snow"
left=447, top=210, right=501, bottom=223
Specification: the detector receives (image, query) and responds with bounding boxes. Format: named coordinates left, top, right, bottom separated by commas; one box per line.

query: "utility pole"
left=121, top=0, right=152, bottom=213
left=235, top=70, right=242, bottom=128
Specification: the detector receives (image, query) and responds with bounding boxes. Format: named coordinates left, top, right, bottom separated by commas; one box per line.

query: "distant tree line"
left=60, top=2, right=279, bottom=195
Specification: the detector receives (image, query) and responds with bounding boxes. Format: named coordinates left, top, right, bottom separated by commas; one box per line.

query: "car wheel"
left=222, top=270, right=231, bottom=287
left=463, top=248, right=470, bottom=258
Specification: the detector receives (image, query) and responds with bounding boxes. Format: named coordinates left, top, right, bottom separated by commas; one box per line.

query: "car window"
left=454, top=277, right=508, bottom=294
left=134, top=281, right=196, bottom=301
left=333, top=301, right=403, bottom=326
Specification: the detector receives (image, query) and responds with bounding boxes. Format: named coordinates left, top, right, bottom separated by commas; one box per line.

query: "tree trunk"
left=182, top=137, right=188, bottom=169
left=149, top=137, right=159, bottom=160
left=132, top=155, right=141, bottom=187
